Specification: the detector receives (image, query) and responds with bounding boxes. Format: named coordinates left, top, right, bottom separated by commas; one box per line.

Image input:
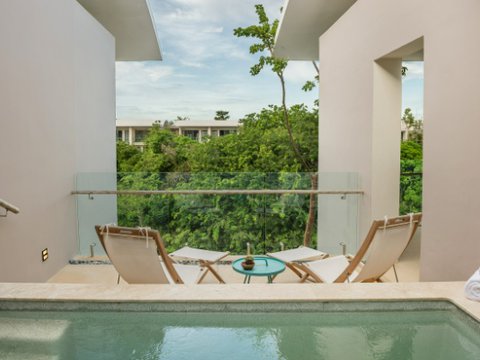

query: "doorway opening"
left=372, top=36, right=424, bottom=217
left=400, top=60, right=424, bottom=215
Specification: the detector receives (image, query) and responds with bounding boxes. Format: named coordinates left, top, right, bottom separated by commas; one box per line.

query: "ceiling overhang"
left=273, top=0, right=357, bottom=60
left=77, top=0, right=161, bottom=61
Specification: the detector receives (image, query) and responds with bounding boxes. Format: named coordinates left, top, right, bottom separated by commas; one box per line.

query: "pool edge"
left=0, top=282, right=479, bottom=321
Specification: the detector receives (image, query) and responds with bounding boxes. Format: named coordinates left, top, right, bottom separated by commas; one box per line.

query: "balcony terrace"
left=2, top=0, right=480, bottom=358
left=48, top=171, right=415, bottom=284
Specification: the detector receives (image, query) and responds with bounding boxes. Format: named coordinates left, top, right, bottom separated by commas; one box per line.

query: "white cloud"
left=116, top=0, right=319, bottom=121
left=116, top=62, right=173, bottom=81
left=204, top=26, right=224, bottom=34
left=402, top=61, right=424, bottom=80
left=150, top=0, right=282, bottom=62
left=116, top=62, right=175, bottom=96
left=284, top=61, right=318, bottom=85
left=146, top=67, right=174, bottom=81
left=159, top=0, right=282, bottom=24
left=179, top=60, right=205, bottom=68
left=402, top=62, right=424, bottom=118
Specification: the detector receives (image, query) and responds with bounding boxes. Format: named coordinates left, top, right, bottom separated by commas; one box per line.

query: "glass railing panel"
left=74, top=172, right=361, bottom=257
left=261, top=173, right=315, bottom=255
left=317, top=172, right=360, bottom=255
left=75, top=173, right=117, bottom=257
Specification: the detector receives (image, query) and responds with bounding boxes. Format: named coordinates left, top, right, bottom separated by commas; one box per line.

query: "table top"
left=232, top=256, right=286, bottom=277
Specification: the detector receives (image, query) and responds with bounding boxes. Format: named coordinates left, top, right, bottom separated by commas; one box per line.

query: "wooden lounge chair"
left=95, top=225, right=226, bottom=284
left=267, top=246, right=328, bottom=279
left=169, top=246, right=229, bottom=284
left=293, top=213, right=422, bottom=283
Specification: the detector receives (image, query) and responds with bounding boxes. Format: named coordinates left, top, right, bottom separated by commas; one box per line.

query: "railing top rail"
left=0, top=198, right=20, bottom=214
left=71, top=189, right=364, bottom=196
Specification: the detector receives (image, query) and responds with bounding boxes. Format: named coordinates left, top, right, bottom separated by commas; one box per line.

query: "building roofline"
left=77, top=0, right=161, bottom=61
left=273, top=0, right=357, bottom=60
left=116, top=119, right=241, bottom=128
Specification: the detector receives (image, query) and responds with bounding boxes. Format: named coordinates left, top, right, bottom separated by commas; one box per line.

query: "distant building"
left=116, top=119, right=154, bottom=148
left=116, top=119, right=241, bottom=148
left=400, top=121, right=409, bottom=142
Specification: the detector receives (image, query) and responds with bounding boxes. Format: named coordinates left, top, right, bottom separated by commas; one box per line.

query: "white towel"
left=465, top=268, right=480, bottom=301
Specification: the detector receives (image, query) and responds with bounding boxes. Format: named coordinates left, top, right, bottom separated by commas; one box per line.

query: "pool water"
left=1, top=309, right=479, bottom=359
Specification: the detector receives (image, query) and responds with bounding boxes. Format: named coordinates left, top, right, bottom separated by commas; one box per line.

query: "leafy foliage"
left=233, top=5, right=313, bottom=170
left=116, top=141, right=141, bottom=172
left=189, top=105, right=317, bottom=173
left=116, top=106, right=319, bottom=254
left=233, top=5, right=288, bottom=78
left=402, top=108, right=423, bottom=144
left=302, top=80, right=316, bottom=92
left=234, top=4, right=318, bottom=246
left=399, top=141, right=423, bottom=214
left=214, top=110, right=230, bottom=121
left=399, top=108, right=423, bottom=214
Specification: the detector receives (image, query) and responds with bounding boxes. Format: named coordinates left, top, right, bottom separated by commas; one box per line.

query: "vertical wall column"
left=0, top=0, right=116, bottom=282
left=371, top=59, right=402, bottom=218
left=128, top=127, right=134, bottom=145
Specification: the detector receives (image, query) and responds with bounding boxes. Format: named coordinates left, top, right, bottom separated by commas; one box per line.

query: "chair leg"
left=117, top=273, right=120, bottom=284
left=300, top=273, right=313, bottom=283
left=286, top=263, right=304, bottom=278
left=199, top=261, right=225, bottom=284
left=392, top=264, right=399, bottom=282
left=196, top=268, right=209, bottom=284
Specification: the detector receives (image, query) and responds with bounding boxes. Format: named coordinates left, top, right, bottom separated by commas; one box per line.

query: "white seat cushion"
left=306, top=256, right=352, bottom=283
left=170, top=246, right=229, bottom=263
left=160, top=262, right=202, bottom=284
left=267, top=246, right=327, bottom=263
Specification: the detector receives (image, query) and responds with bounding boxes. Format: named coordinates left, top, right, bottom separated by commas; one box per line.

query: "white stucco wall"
left=0, top=0, right=116, bottom=282
left=318, top=0, right=480, bottom=280
left=73, top=4, right=116, bottom=173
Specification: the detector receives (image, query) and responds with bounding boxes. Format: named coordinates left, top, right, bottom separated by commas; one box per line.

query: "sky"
left=116, top=0, right=423, bottom=122
left=402, top=61, right=424, bottom=119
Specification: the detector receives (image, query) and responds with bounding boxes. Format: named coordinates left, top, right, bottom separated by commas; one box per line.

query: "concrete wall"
left=0, top=0, right=115, bottom=282
left=73, top=4, right=116, bottom=173
left=318, top=0, right=480, bottom=280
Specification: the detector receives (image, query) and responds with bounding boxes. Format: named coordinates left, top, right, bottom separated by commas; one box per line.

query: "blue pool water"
left=0, top=307, right=479, bottom=359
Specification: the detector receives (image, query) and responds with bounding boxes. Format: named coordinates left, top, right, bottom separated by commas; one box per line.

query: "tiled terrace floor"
left=8, top=234, right=479, bottom=327
left=48, top=234, right=421, bottom=284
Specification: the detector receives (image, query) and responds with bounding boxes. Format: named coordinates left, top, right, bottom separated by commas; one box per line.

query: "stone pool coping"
left=0, top=282, right=479, bottom=320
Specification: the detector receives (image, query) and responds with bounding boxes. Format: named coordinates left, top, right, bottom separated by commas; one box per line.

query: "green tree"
left=400, top=140, right=422, bottom=162
left=189, top=105, right=317, bottom=173
left=234, top=5, right=318, bottom=246
left=132, top=123, right=195, bottom=173
left=214, top=110, right=230, bottom=121
left=158, top=119, right=174, bottom=128
left=402, top=108, right=423, bottom=144
left=233, top=5, right=309, bottom=170
left=115, top=6, right=322, bottom=253
left=116, top=141, right=141, bottom=172
left=399, top=141, right=422, bottom=214
left=116, top=105, right=319, bottom=254
left=399, top=109, right=423, bottom=214
left=302, top=61, right=319, bottom=92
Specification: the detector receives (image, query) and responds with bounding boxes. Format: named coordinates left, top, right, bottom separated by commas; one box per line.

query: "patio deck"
left=48, top=232, right=421, bottom=284
left=3, top=234, right=479, bottom=326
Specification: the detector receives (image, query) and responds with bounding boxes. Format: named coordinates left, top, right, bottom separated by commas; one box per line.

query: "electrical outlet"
left=41, top=248, right=48, bottom=262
